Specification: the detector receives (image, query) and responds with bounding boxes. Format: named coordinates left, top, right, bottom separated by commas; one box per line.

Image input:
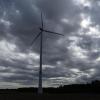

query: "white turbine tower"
left=31, top=12, right=64, bottom=94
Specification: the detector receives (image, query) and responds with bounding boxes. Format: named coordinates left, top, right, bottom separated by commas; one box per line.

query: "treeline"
left=0, top=80, right=100, bottom=93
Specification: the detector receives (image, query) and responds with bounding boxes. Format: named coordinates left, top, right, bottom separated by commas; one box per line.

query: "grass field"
left=0, top=92, right=100, bottom=100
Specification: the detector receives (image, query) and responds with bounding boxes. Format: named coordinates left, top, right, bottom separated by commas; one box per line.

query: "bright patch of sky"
left=0, top=39, right=39, bottom=65
left=78, top=13, right=100, bottom=37
left=67, top=36, right=88, bottom=60
left=0, top=18, right=12, bottom=29
left=80, top=16, right=91, bottom=29
left=73, top=0, right=92, bottom=8
left=68, top=42, right=88, bottom=60
left=61, top=18, right=69, bottom=24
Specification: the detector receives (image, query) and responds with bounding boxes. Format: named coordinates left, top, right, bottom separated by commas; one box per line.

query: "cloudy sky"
left=0, top=0, right=100, bottom=88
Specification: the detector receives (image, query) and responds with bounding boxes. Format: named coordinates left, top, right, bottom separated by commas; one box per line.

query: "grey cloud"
left=0, top=0, right=100, bottom=88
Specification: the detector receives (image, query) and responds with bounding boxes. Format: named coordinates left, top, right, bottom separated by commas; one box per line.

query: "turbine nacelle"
left=39, top=28, right=44, bottom=31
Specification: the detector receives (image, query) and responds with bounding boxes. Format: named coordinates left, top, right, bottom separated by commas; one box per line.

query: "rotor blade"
left=43, top=29, right=64, bottom=36
left=30, top=32, right=41, bottom=46
left=41, top=12, right=44, bottom=29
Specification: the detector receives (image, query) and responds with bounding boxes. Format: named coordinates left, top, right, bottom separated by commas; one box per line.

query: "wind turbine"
left=31, top=12, right=64, bottom=94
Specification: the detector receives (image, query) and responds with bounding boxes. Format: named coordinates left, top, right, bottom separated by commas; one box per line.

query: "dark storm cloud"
left=0, top=0, right=81, bottom=50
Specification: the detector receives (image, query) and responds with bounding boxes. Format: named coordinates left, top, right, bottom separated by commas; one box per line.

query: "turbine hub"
left=40, top=28, right=43, bottom=31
